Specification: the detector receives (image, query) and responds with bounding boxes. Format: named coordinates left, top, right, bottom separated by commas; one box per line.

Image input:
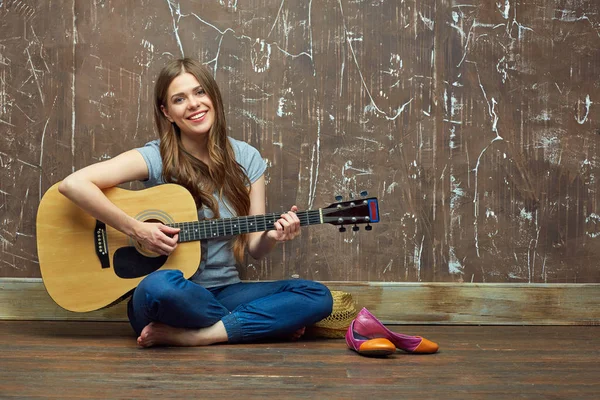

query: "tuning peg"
left=360, top=190, right=368, bottom=197
left=339, top=226, right=346, bottom=233
left=365, top=224, right=372, bottom=231
left=335, top=195, right=343, bottom=201
left=353, top=225, right=360, bottom=232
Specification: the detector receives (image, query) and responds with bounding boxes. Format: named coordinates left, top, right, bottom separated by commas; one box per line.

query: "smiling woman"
left=55, top=58, right=334, bottom=348
left=161, top=74, right=215, bottom=146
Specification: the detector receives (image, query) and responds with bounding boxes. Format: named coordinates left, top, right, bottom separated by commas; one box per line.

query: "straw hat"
left=306, top=290, right=358, bottom=338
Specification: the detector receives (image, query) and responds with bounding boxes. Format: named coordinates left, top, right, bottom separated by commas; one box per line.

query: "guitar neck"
left=168, top=209, right=323, bottom=242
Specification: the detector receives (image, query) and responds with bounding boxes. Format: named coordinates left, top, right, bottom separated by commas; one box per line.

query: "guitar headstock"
left=322, top=197, right=379, bottom=231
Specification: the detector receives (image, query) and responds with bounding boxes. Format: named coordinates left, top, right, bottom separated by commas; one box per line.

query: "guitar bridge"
left=95, top=221, right=110, bottom=269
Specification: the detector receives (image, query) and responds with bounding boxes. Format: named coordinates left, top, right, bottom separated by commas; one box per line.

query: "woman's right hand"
left=132, top=221, right=180, bottom=256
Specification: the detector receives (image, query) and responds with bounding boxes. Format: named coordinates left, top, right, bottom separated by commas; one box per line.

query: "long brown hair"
left=153, top=58, right=251, bottom=263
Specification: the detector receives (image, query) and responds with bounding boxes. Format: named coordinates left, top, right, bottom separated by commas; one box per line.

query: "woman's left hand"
left=267, top=205, right=300, bottom=242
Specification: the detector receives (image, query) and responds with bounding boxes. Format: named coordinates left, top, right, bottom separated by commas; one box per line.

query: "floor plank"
left=0, top=321, right=598, bottom=399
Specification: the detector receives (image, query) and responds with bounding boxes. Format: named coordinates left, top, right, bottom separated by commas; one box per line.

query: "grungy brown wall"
left=0, top=0, right=599, bottom=283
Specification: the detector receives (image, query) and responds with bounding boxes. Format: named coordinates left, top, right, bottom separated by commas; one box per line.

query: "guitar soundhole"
left=115, top=216, right=173, bottom=279
left=111, top=212, right=174, bottom=279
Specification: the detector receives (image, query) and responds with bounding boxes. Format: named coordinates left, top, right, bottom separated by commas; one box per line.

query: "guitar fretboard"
left=168, top=210, right=324, bottom=242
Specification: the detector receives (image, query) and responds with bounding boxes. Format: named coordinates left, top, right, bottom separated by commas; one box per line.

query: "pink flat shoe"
left=345, top=319, right=396, bottom=357
left=353, top=308, right=439, bottom=354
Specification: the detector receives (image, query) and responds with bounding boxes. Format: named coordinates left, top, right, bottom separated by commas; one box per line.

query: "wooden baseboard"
left=1, top=278, right=599, bottom=325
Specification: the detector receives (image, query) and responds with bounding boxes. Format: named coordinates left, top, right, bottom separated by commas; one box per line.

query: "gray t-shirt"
left=136, top=138, right=267, bottom=288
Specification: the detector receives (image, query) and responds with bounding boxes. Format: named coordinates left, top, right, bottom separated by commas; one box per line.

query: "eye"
left=196, top=88, right=206, bottom=96
left=173, top=97, right=184, bottom=104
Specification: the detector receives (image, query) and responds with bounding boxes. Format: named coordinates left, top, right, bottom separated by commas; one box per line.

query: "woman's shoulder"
left=227, top=137, right=266, bottom=182
left=228, top=137, right=259, bottom=156
left=136, top=139, right=162, bottom=162
left=139, top=139, right=161, bottom=151
left=135, top=139, right=163, bottom=186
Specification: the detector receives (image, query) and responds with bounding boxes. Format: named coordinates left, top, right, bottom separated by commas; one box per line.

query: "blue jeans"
left=127, top=270, right=333, bottom=343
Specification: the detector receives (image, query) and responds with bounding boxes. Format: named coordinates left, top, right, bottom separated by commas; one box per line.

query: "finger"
left=165, top=234, right=179, bottom=249
left=150, top=245, right=168, bottom=256
left=150, top=233, right=178, bottom=254
left=273, top=221, right=284, bottom=232
left=288, top=211, right=300, bottom=226
left=283, top=212, right=300, bottom=234
left=156, top=241, right=177, bottom=255
left=286, top=209, right=300, bottom=221
left=282, top=218, right=300, bottom=238
left=161, top=232, right=179, bottom=247
left=160, top=224, right=181, bottom=235
left=280, top=212, right=297, bottom=225
left=278, top=218, right=291, bottom=231
left=151, top=231, right=175, bottom=248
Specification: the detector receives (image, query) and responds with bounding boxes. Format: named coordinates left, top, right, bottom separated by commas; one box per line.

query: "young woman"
left=58, top=58, right=333, bottom=347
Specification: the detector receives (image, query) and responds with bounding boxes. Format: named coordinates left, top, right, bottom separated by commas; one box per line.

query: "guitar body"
left=36, top=183, right=201, bottom=312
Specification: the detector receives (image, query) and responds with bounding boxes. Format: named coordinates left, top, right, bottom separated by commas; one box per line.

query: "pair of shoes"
left=345, top=319, right=396, bottom=357
left=352, top=307, right=439, bottom=353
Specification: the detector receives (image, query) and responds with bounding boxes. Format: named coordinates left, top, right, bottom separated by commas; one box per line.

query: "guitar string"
left=170, top=210, right=323, bottom=243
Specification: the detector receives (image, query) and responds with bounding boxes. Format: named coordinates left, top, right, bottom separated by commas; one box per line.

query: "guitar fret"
left=232, top=218, right=240, bottom=235
left=193, top=222, right=199, bottom=241
left=266, top=214, right=276, bottom=230
left=239, top=218, right=243, bottom=235
left=203, top=220, right=207, bottom=240
left=299, top=211, right=311, bottom=226
left=178, top=222, right=184, bottom=241
left=256, top=215, right=265, bottom=231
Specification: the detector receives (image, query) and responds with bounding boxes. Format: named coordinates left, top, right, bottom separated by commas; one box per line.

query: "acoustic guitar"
left=36, top=183, right=380, bottom=312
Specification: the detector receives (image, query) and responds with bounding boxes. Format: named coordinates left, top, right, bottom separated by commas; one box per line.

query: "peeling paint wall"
left=0, top=0, right=599, bottom=283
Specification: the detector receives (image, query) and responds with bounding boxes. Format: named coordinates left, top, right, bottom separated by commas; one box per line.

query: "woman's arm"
left=246, top=175, right=300, bottom=260
left=58, top=149, right=180, bottom=255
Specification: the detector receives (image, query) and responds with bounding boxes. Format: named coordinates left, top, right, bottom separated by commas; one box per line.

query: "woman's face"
left=161, top=72, right=215, bottom=138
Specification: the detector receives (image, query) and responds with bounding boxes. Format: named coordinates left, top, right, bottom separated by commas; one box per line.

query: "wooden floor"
left=1, top=321, right=598, bottom=399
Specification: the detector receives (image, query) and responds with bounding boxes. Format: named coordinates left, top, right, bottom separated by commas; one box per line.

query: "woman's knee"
left=316, top=282, right=334, bottom=317
left=128, top=270, right=184, bottom=333
left=134, top=269, right=184, bottom=302
left=295, top=280, right=334, bottom=319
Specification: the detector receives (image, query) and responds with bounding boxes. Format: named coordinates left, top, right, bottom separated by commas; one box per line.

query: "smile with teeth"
left=189, top=111, right=207, bottom=120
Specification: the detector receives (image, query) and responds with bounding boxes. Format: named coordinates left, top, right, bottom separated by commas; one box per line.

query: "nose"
left=188, top=95, right=200, bottom=109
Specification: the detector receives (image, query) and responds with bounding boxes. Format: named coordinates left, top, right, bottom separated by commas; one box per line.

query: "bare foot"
left=137, top=322, right=204, bottom=348
left=290, top=327, right=306, bottom=341
left=137, top=322, right=304, bottom=347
